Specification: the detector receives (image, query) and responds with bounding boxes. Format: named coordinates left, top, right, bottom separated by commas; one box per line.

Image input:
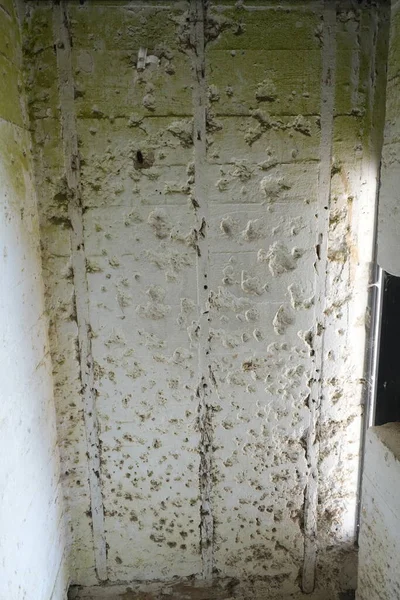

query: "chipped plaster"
left=22, top=1, right=389, bottom=598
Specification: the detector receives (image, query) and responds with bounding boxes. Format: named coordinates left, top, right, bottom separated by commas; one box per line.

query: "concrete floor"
left=67, top=582, right=352, bottom=600
left=68, top=583, right=235, bottom=600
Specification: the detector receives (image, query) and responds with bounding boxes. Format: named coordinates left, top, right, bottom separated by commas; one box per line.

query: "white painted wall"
left=377, top=0, right=400, bottom=276
left=357, top=423, right=400, bottom=600
left=0, top=1, right=68, bottom=598
left=23, top=1, right=389, bottom=599
left=357, top=4, right=400, bottom=597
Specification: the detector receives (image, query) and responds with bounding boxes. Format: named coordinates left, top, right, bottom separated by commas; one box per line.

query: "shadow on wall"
left=0, top=0, right=67, bottom=598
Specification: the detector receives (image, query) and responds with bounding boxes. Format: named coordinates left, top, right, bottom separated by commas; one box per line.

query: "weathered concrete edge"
left=53, top=0, right=107, bottom=582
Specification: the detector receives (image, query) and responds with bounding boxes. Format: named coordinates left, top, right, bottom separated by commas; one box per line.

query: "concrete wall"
left=357, top=4, right=400, bottom=598
left=23, top=1, right=389, bottom=598
left=357, top=423, right=400, bottom=600
left=0, top=0, right=68, bottom=599
left=377, top=0, right=400, bottom=276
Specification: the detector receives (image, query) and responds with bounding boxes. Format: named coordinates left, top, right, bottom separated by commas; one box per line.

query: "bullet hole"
left=197, top=130, right=201, bottom=141
left=315, top=234, right=323, bottom=260
left=204, top=285, right=208, bottom=290
left=133, top=149, right=154, bottom=169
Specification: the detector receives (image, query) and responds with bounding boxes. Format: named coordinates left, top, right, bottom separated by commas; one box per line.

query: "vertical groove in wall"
left=301, top=0, right=336, bottom=593
left=53, top=1, right=107, bottom=582
left=190, top=0, right=215, bottom=580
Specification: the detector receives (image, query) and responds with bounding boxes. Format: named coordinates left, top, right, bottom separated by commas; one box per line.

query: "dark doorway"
left=375, top=271, right=400, bottom=425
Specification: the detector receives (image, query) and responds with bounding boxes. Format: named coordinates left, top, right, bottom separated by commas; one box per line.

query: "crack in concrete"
left=188, top=0, right=215, bottom=580
left=301, top=1, right=336, bottom=593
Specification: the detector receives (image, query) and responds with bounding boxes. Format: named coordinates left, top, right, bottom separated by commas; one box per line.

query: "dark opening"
left=375, top=271, right=400, bottom=425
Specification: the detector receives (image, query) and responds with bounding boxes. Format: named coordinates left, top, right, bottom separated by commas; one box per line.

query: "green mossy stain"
left=0, top=124, right=30, bottom=200
left=207, top=7, right=321, bottom=51
left=0, top=0, right=34, bottom=205
left=69, top=4, right=193, bottom=118
left=0, top=1, right=24, bottom=126
left=388, top=5, right=400, bottom=80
